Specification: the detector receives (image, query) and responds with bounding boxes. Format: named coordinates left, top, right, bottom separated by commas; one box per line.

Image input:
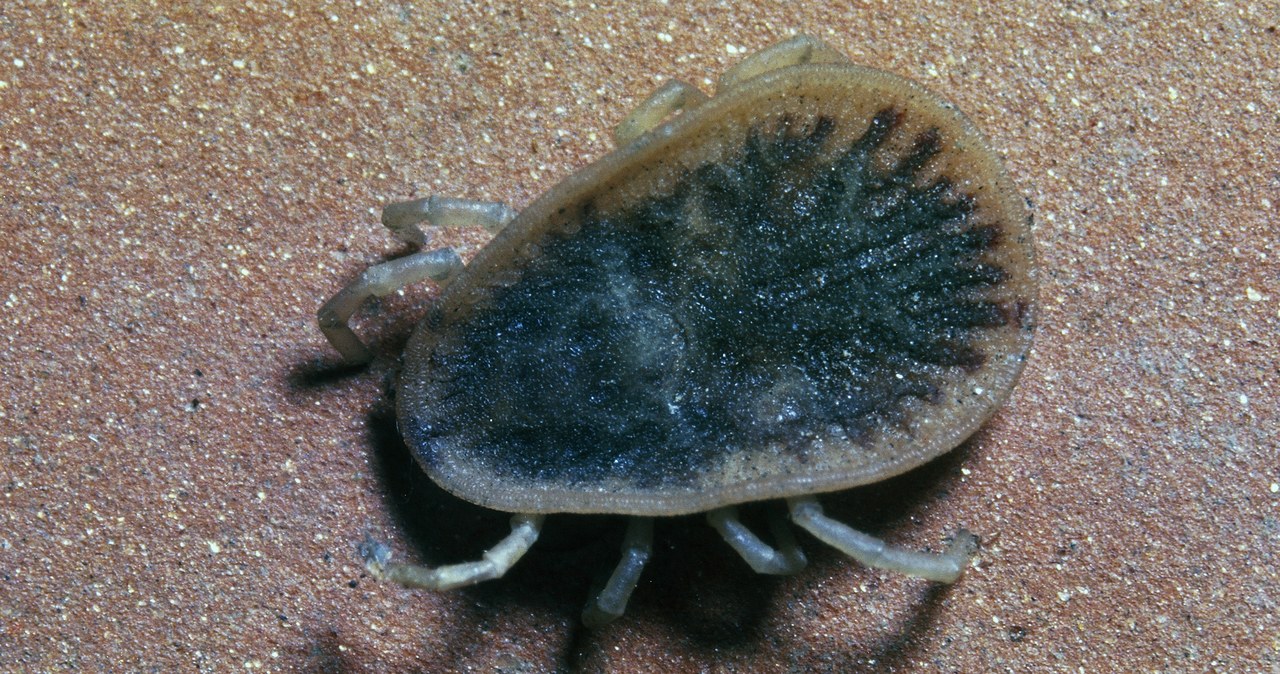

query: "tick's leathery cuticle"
left=319, top=34, right=1036, bottom=626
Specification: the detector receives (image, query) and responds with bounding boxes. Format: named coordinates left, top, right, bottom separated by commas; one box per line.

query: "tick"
left=319, top=35, right=1036, bottom=626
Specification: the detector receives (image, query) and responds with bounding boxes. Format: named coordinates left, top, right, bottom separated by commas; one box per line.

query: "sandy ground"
left=2, top=1, right=1276, bottom=671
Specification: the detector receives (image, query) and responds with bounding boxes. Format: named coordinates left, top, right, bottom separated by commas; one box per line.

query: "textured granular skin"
left=410, top=114, right=1016, bottom=492
left=308, top=38, right=1032, bottom=630
left=397, top=60, right=1035, bottom=516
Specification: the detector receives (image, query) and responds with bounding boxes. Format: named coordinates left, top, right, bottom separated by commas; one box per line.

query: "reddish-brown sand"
left=2, top=2, right=1276, bottom=672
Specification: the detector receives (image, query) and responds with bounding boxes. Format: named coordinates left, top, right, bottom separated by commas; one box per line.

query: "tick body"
left=319, top=35, right=1036, bottom=626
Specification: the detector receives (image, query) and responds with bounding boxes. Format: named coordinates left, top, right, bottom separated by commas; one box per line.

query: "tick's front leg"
left=318, top=248, right=463, bottom=364
left=381, top=195, right=517, bottom=245
left=318, top=195, right=517, bottom=364
left=365, top=514, right=545, bottom=591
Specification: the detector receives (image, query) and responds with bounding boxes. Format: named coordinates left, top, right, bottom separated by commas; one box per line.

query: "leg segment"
left=717, top=34, right=849, bottom=93
left=381, top=195, right=517, bottom=245
left=318, top=248, right=463, bottom=364
left=365, top=514, right=544, bottom=591
left=582, top=517, right=654, bottom=628
left=613, top=80, right=710, bottom=146
left=320, top=195, right=516, bottom=364
left=707, top=506, right=807, bottom=575
left=787, top=496, right=977, bottom=583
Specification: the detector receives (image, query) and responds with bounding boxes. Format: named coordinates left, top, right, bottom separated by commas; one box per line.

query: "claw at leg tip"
left=951, top=529, right=980, bottom=557
left=942, top=529, right=980, bottom=581
left=359, top=536, right=393, bottom=576
left=581, top=604, right=619, bottom=630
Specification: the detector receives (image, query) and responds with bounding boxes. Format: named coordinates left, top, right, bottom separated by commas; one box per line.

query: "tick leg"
left=613, top=80, right=710, bottom=146
left=381, top=195, right=517, bottom=245
left=787, top=496, right=977, bottom=583
left=318, top=248, right=463, bottom=364
left=717, top=35, right=848, bottom=93
left=582, top=517, right=654, bottom=628
left=365, top=514, right=544, bottom=591
left=707, top=506, right=807, bottom=575
left=320, top=196, right=515, bottom=363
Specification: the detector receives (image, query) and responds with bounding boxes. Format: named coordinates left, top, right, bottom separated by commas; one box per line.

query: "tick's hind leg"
left=364, top=514, right=544, bottom=591
left=707, top=506, right=807, bottom=575
left=582, top=517, right=654, bottom=628
left=787, top=496, right=977, bottom=583
left=614, top=80, right=710, bottom=146
left=717, top=35, right=848, bottom=92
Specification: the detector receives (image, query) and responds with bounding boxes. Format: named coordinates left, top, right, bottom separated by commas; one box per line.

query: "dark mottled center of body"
left=412, top=111, right=1008, bottom=487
